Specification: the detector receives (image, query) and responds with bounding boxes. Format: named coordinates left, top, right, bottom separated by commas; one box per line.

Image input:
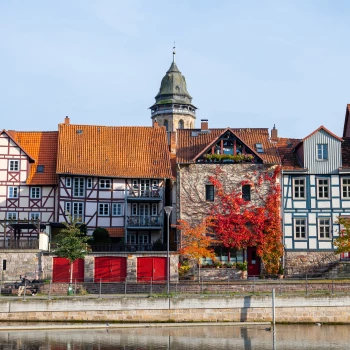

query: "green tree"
left=333, top=217, right=350, bottom=254
left=92, top=227, right=111, bottom=244
left=55, top=216, right=90, bottom=286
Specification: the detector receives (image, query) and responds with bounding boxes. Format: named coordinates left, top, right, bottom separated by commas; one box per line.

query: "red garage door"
left=137, top=257, right=166, bottom=282
left=52, top=258, right=84, bottom=282
left=94, top=257, right=127, bottom=282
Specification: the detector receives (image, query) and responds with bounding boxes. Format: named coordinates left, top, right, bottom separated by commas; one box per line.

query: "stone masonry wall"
left=1, top=296, right=350, bottom=323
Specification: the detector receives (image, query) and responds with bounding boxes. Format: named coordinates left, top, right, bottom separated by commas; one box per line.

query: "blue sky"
left=1, top=0, right=350, bottom=138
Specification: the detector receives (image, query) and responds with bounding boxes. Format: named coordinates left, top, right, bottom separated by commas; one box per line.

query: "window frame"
left=317, top=178, right=330, bottom=199
left=341, top=177, right=350, bottom=199
left=72, top=202, right=84, bottom=222
left=29, top=212, right=40, bottom=221
left=86, top=178, right=93, bottom=189
left=99, top=179, right=112, bottom=189
left=112, top=203, right=123, bottom=216
left=73, top=177, right=85, bottom=197
left=242, top=184, right=251, bottom=201
left=8, top=160, right=19, bottom=172
left=30, top=187, right=41, bottom=199
left=294, top=218, right=307, bottom=240
left=98, top=203, right=110, bottom=216
left=65, top=202, right=71, bottom=215
left=8, top=186, right=19, bottom=198
left=65, top=177, right=72, bottom=188
left=317, top=144, right=328, bottom=161
left=6, top=212, right=18, bottom=221
left=205, top=184, right=214, bottom=201
left=318, top=217, right=332, bottom=240
left=292, top=177, right=306, bottom=200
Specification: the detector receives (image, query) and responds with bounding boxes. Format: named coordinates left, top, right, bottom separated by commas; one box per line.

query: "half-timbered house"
left=56, top=118, right=172, bottom=247
left=175, top=120, right=281, bottom=276
left=0, top=130, right=58, bottom=246
left=277, top=125, right=350, bottom=275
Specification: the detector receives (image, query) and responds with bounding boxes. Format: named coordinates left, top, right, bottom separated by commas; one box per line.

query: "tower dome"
left=150, top=50, right=197, bottom=132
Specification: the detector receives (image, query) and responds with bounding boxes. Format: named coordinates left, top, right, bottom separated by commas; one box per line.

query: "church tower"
left=150, top=48, right=196, bottom=133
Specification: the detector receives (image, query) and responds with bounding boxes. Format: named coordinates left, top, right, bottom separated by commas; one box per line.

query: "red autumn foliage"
left=208, top=166, right=284, bottom=274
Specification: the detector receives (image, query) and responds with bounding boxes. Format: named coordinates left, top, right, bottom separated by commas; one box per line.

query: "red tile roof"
left=56, top=124, right=172, bottom=179
left=276, top=137, right=303, bottom=170
left=303, top=125, right=343, bottom=142
left=14, top=132, right=58, bottom=185
left=106, top=227, right=124, bottom=238
left=176, top=128, right=280, bottom=164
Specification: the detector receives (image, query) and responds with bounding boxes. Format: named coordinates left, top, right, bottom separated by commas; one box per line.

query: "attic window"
left=37, top=165, right=44, bottom=173
left=76, top=130, right=83, bottom=135
left=191, top=132, right=199, bottom=137
left=256, top=143, right=264, bottom=153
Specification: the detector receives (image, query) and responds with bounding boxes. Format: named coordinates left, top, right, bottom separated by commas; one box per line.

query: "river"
left=0, top=324, right=348, bottom=349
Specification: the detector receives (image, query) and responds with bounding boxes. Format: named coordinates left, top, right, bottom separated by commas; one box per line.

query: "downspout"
left=177, top=164, right=181, bottom=250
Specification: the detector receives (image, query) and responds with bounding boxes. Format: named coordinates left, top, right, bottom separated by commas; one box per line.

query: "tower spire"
left=173, top=41, right=176, bottom=63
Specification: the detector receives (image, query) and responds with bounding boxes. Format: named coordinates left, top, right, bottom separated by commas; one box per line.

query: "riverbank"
left=0, top=295, right=349, bottom=323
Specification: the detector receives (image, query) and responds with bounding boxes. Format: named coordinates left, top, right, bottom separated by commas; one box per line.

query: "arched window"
left=164, top=120, right=169, bottom=131
left=178, top=120, right=184, bottom=129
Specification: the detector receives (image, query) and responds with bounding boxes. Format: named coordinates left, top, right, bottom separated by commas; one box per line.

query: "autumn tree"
left=333, top=217, right=350, bottom=254
left=208, top=166, right=284, bottom=274
left=177, top=219, right=216, bottom=267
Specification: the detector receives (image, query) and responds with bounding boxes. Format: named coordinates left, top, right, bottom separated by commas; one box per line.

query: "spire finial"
left=173, top=41, right=176, bottom=63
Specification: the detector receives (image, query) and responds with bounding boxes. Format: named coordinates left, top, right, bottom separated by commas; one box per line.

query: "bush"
left=236, top=262, right=248, bottom=271
left=179, top=264, right=191, bottom=277
left=92, top=227, right=111, bottom=244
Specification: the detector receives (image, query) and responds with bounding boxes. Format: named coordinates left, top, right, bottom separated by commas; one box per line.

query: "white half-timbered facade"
left=0, top=130, right=58, bottom=240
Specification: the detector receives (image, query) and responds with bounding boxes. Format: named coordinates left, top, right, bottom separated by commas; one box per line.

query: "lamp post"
left=164, top=206, right=173, bottom=295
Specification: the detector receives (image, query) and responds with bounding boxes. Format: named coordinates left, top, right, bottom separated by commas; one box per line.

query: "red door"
left=137, top=257, right=167, bottom=282
left=52, top=258, right=84, bottom=282
left=247, top=247, right=260, bottom=276
left=94, top=257, right=127, bottom=282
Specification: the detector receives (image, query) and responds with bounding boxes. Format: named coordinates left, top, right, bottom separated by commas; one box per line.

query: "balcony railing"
left=127, top=215, right=162, bottom=228
left=0, top=239, right=39, bottom=250
left=127, top=188, right=162, bottom=199
left=90, top=243, right=177, bottom=252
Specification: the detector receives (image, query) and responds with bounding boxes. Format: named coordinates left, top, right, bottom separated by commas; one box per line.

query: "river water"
left=0, top=324, right=348, bottom=349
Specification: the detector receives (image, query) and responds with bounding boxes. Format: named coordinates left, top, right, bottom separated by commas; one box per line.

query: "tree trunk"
left=70, top=261, right=73, bottom=285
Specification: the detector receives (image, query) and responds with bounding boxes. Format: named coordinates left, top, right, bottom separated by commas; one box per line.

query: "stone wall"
left=285, top=251, right=340, bottom=276
left=1, top=295, right=350, bottom=323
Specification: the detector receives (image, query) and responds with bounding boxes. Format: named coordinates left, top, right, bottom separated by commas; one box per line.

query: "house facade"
left=277, top=126, right=350, bottom=275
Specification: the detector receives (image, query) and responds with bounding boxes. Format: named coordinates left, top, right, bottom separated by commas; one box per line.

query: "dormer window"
left=256, top=143, right=264, bottom=153
left=317, top=144, right=328, bottom=160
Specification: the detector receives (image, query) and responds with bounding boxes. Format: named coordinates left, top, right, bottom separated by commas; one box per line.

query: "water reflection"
left=0, top=324, right=348, bottom=349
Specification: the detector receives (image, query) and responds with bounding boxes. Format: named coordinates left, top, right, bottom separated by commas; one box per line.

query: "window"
left=112, top=203, right=123, bottom=216
left=87, top=178, right=93, bottom=189
left=318, top=218, right=331, bottom=239
left=127, top=234, right=136, bottom=244
left=317, top=178, right=329, bottom=199
left=98, top=203, right=109, bottom=216
left=138, top=234, right=149, bottom=244
left=132, top=180, right=138, bottom=189
left=242, top=185, right=251, bottom=201
left=65, top=177, right=72, bottom=188
left=72, top=202, right=84, bottom=222
left=37, top=165, right=44, bottom=173
left=342, top=178, right=350, bottom=199
left=65, top=202, right=71, bottom=215
left=30, top=212, right=40, bottom=221
left=164, top=120, right=169, bottom=131
left=293, top=178, right=306, bottom=199
left=7, top=212, right=18, bottom=221
left=294, top=218, right=307, bottom=239
left=8, top=186, right=19, bottom=198
left=132, top=203, right=138, bottom=216
left=178, top=120, right=184, bottom=129
left=256, top=143, right=264, bottom=153
left=73, top=177, right=85, bottom=197
left=151, top=203, right=158, bottom=216
left=30, top=187, right=41, bottom=199
left=205, top=185, right=214, bottom=201
left=317, top=144, right=328, bottom=160
left=99, top=179, right=111, bottom=189
left=8, top=160, right=19, bottom=171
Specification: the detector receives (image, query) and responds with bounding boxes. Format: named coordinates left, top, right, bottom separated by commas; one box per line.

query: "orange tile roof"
left=57, top=124, right=172, bottom=179
left=176, top=128, right=280, bottom=164
left=276, top=137, right=303, bottom=170
left=106, top=227, right=124, bottom=237
left=14, top=132, right=58, bottom=185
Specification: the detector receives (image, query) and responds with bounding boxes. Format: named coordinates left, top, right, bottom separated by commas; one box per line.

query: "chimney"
left=201, top=119, right=209, bottom=131
left=271, top=124, right=278, bottom=142
left=153, top=119, right=159, bottom=128
left=64, top=116, right=70, bottom=125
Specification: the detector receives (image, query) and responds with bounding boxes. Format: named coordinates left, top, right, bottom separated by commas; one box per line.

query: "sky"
left=1, top=0, right=350, bottom=139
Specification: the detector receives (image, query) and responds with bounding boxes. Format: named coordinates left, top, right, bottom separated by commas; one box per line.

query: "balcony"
left=91, top=243, right=177, bottom=252
left=126, top=215, right=163, bottom=230
left=0, top=239, right=39, bottom=250
left=127, top=187, right=162, bottom=202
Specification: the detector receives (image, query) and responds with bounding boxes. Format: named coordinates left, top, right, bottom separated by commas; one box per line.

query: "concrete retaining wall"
left=1, top=295, right=350, bottom=323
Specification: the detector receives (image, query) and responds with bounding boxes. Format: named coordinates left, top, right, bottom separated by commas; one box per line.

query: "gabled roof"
left=14, top=132, right=58, bottom=185
left=176, top=128, right=280, bottom=164
left=276, top=137, right=303, bottom=170
left=56, top=124, right=172, bottom=179
left=1, top=130, right=35, bottom=162
left=302, top=125, right=343, bottom=143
